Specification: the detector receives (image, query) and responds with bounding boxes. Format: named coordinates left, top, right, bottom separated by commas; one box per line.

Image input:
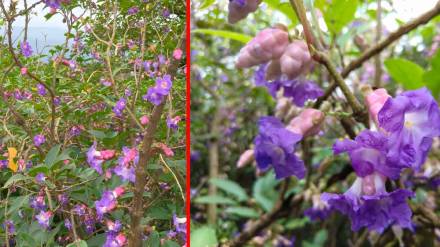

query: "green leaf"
left=3, top=174, right=29, bottom=188
left=28, top=165, right=50, bottom=177
left=253, top=171, right=279, bottom=212
left=88, top=129, right=107, bottom=139
left=423, top=49, right=440, bottom=98
left=285, top=217, right=310, bottom=230
left=194, top=195, right=237, bottom=205
left=67, top=240, right=88, bottom=247
left=144, top=231, right=160, bottom=247
left=191, top=226, right=218, bottom=247
left=320, top=0, right=359, bottom=34
left=162, top=240, right=180, bottom=247
left=384, top=58, right=425, bottom=90
left=45, top=144, right=61, bottom=168
left=7, top=195, right=29, bottom=214
left=209, top=178, right=248, bottom=202
left=199, top=0, right=215, bottom=10
left=192, top=29, right=252, bottom=43
left=225, top=206, right=259, bottom=218
left=264, top=0, right=298, bottom=24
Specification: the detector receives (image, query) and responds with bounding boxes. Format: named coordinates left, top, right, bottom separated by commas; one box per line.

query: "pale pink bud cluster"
left=236, top=28, right=312, bottom=80
left=236, top=28, right=289, bottom=68
left=287, top=109, right=325, bottom=137
left=237, top=149, right=255, bottom=168
left=228, top=0, right=262, bottom=24
left=365, top=88, right=390, bottom=127
left=279, top=41, right=312, bottom=79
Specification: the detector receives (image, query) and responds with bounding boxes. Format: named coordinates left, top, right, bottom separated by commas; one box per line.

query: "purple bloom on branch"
left=283, top=79, right=323, bottom=107
left=143, top=87, right=165, bottom=106
left=113, top=98, right=127, bottom=117
left=127, top=6, right=139, bottom=15
left=378, top=87, right=440, bottom=172
left=254, top=116, right=305, bottom=179
left=95, top=190, right=117, bottom=218
left=34, top=134, right=46, bottom=147
left=30, top=195, right=47, bottom=211
left=21, top=41, right=33, bottom=57
left=87, top=142, right=104, bottom=174
left=2, top=220, right=15, bottom=234
left=113, top=165, right=136, bottom=183
left=36, top=211, right=52, bottom=229
left=35, top=173, right=46, bottom=184
left=322, top=173, right=414, bottom=233
left=333, top=130, right=402, bottom=179
left=44, top=0, right=61, bottom=9
left=37, top=84, right=47, bottom=96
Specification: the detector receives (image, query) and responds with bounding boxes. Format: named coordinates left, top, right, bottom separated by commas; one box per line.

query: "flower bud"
left=280, top=40, right=312, bottom=79
left=20, top=67, right=28, bottom=75
left=236, top=28, right=289, bottom=68
left=237, top=149, right=254, bottom=168
left=228, top=0, right=262, bottom=24
left=365, top=88, right=390, bottom=127
left=287, top=109, right=325, bottom=137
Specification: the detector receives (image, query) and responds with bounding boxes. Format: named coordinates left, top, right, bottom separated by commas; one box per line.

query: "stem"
left=315, top=1, right=440, bottom=105
left=129, top=29, right=186, bottom=247
left=374, top=0, right=382, bottom=87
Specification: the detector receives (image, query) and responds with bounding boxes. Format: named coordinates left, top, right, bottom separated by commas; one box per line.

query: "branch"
left=315, top=1, right=440, bottom=106
left=129, top=29, right=186, bottom=247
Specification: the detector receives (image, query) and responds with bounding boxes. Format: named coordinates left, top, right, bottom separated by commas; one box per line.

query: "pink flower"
left=20, top=67, right=28, bottom=75
left=158, top=143, right=174, bottom=157
left=173, top=48, right=183, bottom=60
left=365, top=88, right=390, bottom=127
left=140, top=115, right=149, bottom=125
left=100, top=150, right=116, bottom=160
left=237, top=149, right=254, bottom=168
left=236, top=28, right=289, bottom=68
left=287, top=109, right=325, bottom=137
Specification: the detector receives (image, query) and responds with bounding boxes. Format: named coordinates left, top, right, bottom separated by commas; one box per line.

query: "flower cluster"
left=321, top=87, right=440, bottom=232
left=95, top=186, right=125, bottom=218
left=143, top=74, right=173, bottom=105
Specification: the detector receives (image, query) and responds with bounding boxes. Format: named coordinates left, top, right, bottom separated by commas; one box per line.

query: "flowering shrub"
left=0, top=0, right=186, bottom=246
left=191, top=1, right=440, bottom=246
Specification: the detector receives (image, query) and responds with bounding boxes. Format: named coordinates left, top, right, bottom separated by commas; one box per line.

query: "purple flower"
left=378, top=87, right=440, bottom=171
left=333, top=130, right=402, bottom=179
left=21, top=41, right=33, bottom=57
left=35, top=173, right=46, bottom=184
left=113, top=165, right=136, bottom=183
left=173, top=214, right=187, bottom=236
left=155, top=74, right=173, bottom=95
left=127, top=6, right=139, bottom=15
left=54, top=97, right=61, bottom=106
left=167, top=116, right=181, bottom=130
left=125, top=88, right=132, bottom=97
left=2, top=220, right=15, bottom=234
left=73, top=204, right=87, bottom=216
left=304, top=195, right=332, bottom=221
left=95, top=190, right=117, bottom=218
left=37, top=84, right=47, bottom=96
left=143, top=61, right=151, bottom=71
left=322, top=173, right=414, bottom=233
left=254, top=64, right=323, bottom=106
left=44, top=0, right=61, bottom=9
left=30, top=195, right=47, bottom=211
left=57, top=193, right=69, bottom=206
left=118, top=147, right=139, bottom=166
left=143, top=86, right=165, bottom=106
left=0, top=160, right=8, bottom=169
left=36, top=211, right=53, bottom=229
left=70, top=126, right=82, bottom=136
left=162, top=8, right=170, bottom=17
left=254, top=116, right=305, bottom=179
left=87, top=142, right=104, bottom=174
left=106, top=220, right=122, bottom=233
left=101, top=78, right=112, bottom=87
left=283, top=80, right=323, bottom=107
left=113, top=98, right=127, bottom=117
left=64, top=219, right=72, bottom=230
left=34, top=134, right=46, bottom=147
left=84, top=215, right=96, bottom=234
left=103, top=233, right=127, bottom=247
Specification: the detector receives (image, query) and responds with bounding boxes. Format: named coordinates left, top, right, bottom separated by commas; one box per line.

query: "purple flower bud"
left=35, top=173, right=46, bottom=184
left=37, top=84, right=47, bottom=96
left=21, top=41, right=33, bottom=57
left=128, top=6, right=139, bottom=15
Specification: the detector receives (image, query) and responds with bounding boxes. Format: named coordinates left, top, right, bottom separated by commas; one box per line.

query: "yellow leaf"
left=7, top=147, right=18, bottom=172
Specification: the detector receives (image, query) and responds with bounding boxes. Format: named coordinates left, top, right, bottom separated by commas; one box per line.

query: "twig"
left=129, top=29, right=186, bottom=247
left=374, top=0, right=382, bottom=87
left=315, top=1, right=440, bottom=106
left=159, top=154, right=185, bottom=201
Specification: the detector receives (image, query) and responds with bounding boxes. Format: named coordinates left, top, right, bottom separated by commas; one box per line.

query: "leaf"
left=225, top=206, right=259, bottom=218
left=253, top=171, right=280, bottom=212
left=7, top=195, right=29, bottom=214
left=144, top=231, right=160, bottom=247
left=3, top=174, right=29, bottom=188
left=199, top=0, right=215, bottom=10
left=194, top=195, right=237, bottom=205
left=7, top=147, right=18, bottom=172
left=191, top=226, right=218, bottom=247
left=209, top=178, right=248, bottom=201
left=192, top=29, right=252, bottom=43
left=384, top=58, right=425, bottom=90
left=45, top=144, right=61, bottom=168
left=320, top=0, right=359, bottom=34
left=423, top=49, right=440, bottom=98
left=264, top=0, right=298, bottom=24
left=28, top=165, right=50, bottom=176
left=66, top=240, right=88, bottom=247
left=162, top=240, right=180, bottom=247
left=88, top=129, right=107, bottom=139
